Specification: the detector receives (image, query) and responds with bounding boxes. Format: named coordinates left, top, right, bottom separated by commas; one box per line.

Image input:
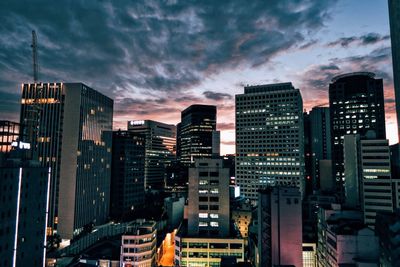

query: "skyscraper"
left=308, top=107, right=331, bottom=191
left=127, top=120, right=176, bottom=190
left=177, top=105, right=217, bottom=166
left=110, top=130, right=145, bottom=219
left=235, top=83, right=305, bottom=202
left=344, top=133, right=396, bottom=228
left=389, top=0, right=400, bottom=140
left=20, top=82, right=113, bottom=239
left=329, top=72, right=386, bottom=200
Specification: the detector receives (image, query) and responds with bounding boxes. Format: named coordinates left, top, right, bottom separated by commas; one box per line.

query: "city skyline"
left=0, top=0, right=396, bottom=155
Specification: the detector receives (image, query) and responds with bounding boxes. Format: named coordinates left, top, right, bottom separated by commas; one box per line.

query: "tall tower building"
left=20, top=82, right=113, bottom=239
left=110, top=130, right=145, bottom=219
left=389, top=0, right=400, bottom=140
left=256, top=187, right=302, bottom=267
left=235, top=83, right=305, bottom=203
left=344, top=133, right=396, bottom=228
left=308, top=107, right=331, bottom=190
left=187, top=158, right=230, bottom=237
left=329, top=72, right=386, bottom=200
left=177, top=105, right=217, bottom=166
left=127, top=120, right=176, bottom=190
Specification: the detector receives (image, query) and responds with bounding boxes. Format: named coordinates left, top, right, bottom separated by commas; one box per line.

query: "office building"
left=0, top=145, right=50, bottom=267
left=120, top=220, right=157, bottom=267
left=303, top=243, right=317, bottom=267
left=344, top=133, right=396, bottom=228
left=0, top=120, right=19, bottom=153
left=110, top=130, right=145, bottom=219
left=188, top=158, right=230, bottom=237
left=308, top=107, right=331, bottom=191
left=164, top=196, right=185, bottom=230
left=375, top=210, right=400, bottom=267
left=175, top=158, right=244, bottom=267
left=20, top=82, right=113, bottom=239
left=390, top=143, right=400, bottom=179
left=127, top=120, right=176, bottom=190
left=231, top=202, right=252, bottom=239
left=316, top=204, right=379, bottom=267
left=236, top=83, right=305, bottom=202
left=177, top=105, right=217, bottom=166
left=253, top=187, right=302, bottom=267
left=329, top=72, right=386, bottom=200
left=389, top=0, right=400, bottom=140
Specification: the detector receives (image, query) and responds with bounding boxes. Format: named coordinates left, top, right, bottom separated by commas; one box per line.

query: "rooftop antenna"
left=31, top=30, right=39, bottom=82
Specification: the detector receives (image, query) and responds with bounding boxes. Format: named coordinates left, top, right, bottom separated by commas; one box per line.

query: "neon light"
left=13, top=168, right=23, bottom=267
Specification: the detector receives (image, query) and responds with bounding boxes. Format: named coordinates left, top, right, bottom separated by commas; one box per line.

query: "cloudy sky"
left=0, top=0, right=396, bottom=154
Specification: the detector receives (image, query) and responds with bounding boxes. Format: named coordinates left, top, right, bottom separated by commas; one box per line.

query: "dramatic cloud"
left=203, top=91, right=232, bottom=101
left=327, top=33, right=390, bottom=47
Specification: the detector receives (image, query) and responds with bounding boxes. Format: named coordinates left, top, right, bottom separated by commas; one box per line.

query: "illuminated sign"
left=11, top=141, right=31, bottom=150
left=130, top=120, right=145, bottom=126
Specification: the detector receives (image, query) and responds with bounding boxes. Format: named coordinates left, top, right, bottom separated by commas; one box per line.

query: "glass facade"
left=20, top=83, right=113, bottom=238
left=235, top=83, right=305, bottom=202
left=0, top=120, right=19, bottom=153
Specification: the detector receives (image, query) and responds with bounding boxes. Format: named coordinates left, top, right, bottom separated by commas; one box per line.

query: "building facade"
left=0, top=120, right=19, bottom=153
left=344, top=134, right=395, bottom=228
left=329, top=72, right=386, bottom=200
left=389, top=0, right=400, bottom=140
left=316, top=205, right=379, bottom=267
left=177, top=105, right=217, bottom=166
left=255, top=187, right=303, bottom=267
left=127, top=120, right=176, bottom=190
left=120, top=220, right=157, bottom=267
left=188, top=158, right=230, bottom=237
left=0, top=148, right=50, bottom=267
left=20, top=82, right=113, bottom=239
left=375, top=210, right=400, bottom=267
left=110, top=131, right=145, bottom=219
left=235, top=83, right=305, bottom=202
left=308, top=107, right=331, bottom=191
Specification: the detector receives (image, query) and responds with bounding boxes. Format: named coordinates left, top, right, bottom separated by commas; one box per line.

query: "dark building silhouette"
left=0, top=144, right=49, bottom=267
left=127, top=120, right=176, bottom=190
left=375, top=210, right=400, bottom=267
left=329, top=72, right=386, bottom=200
left=177, top=105, right=217, bottom=166
left=307, top=107, right=331, bottom=191
left=0, top=121, right=19, bottom=153
left=19, top=82, right=113, bottom=239
left=389, top=0, right=400, bottom=140
left=110, top=131, right=145, bottom=219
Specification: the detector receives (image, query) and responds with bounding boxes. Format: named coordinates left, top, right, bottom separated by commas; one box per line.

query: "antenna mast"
left=31, top=30, right=39, bottom=82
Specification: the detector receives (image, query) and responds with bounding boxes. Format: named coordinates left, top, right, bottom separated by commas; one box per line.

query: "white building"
left=120, top=220, right=157, bottom=267
left=235, top=83, right=305, bottom=203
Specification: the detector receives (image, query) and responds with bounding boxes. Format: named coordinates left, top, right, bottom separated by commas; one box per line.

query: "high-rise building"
left=329, top=72, right=386, bottom=200
left=389, top=0, right=400, bottom=140
left=254, top=187, right=302, bottom=267
left=127, top=120, right=176, bottom=190
left=120, top=220, right=157, bottom=267
left=177, top=105, right=217, bottom=166
left=235, top=83, right=305, bottom=203
left=175, top=158, right=245, bottom=267
left=188, top=158, right=230, bottom=237
left=110, top=130, right=145, bottom=219
left=344, top=133, right=396, bottom=228
left=20, top=82, right=113, bottom=239
left=0, top=145, right=50, bottom=267
left=308, top=107, right=331, bottom=191
left=0, top=120, right=19, bottom=153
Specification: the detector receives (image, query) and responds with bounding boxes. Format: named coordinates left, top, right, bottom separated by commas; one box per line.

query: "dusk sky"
left=0, top=0, right=396, bottom=155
